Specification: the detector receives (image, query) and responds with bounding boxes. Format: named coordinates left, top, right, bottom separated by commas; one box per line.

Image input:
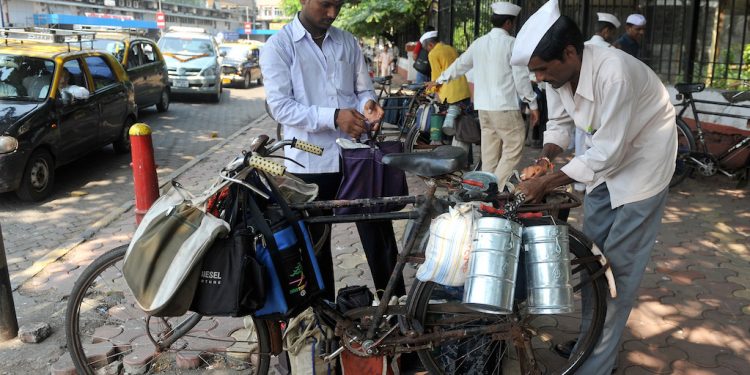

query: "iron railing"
left=437, top=0, right=750, bottom=88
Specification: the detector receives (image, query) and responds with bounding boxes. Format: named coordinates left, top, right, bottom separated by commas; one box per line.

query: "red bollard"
left=130, top=123, right=159, bottom=225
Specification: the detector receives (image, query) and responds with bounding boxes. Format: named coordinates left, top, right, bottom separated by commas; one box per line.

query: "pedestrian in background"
left=422, top=31, right=473, bottom=163
left=412, top=26, right=435, bottom=84
left=511, top=1, right=676, bottom=373
left=433, top=1, right=539, bottom=186
left=571, top=12, right=620, bottom=193
left=614, top=13, right=646, bottom=58
left=260, top=0, right=405, bottom=300
left=378, top=44, right=394, bottom=77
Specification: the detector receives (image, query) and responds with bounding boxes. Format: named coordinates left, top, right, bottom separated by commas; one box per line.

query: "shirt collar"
left=575, top=46, right=594, bottom=101
left=291, top=13, right=343, bottom=45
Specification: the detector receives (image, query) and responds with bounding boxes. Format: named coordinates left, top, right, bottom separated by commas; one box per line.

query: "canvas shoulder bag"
left=123, top=181, right=230, bottom=317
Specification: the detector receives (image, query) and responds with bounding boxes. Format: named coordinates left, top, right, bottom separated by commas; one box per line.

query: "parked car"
left=218, top=42, right=262, bottom=89
left=157, top=26, right=222, bottom=102
left=89, top=30, right=170, bottom=112
left=0, top=29, right=137, bottom=201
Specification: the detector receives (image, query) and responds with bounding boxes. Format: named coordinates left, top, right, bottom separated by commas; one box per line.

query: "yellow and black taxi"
left=0, top=28, right=137, bottom=201
left=157, top=26, right=223, bottom=102
left=218, top=41, right=262, bottom=89
left=85, top=27, right=170, bottom=112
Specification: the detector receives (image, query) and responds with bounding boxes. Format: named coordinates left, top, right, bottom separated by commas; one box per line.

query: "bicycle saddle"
left=382, top=146, right=467, bottom=177
left=675, top=83, right=705, bottom=94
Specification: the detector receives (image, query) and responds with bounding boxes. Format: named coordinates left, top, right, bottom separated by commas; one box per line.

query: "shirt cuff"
left=528, top=99, right=538, bottom=110
left=358, top=97, right=373, bottom=115
left=543, top=129, right=571, bottom=150
left=318, top=107, right=337, bottom=131
left=560, top=157, right=596, bottom=184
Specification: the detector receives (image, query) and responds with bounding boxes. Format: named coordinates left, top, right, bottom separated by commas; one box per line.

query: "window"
left=274, top=7, right=283, bottom=17
left=141, top=43, right=156, bottom=64
left=84, top=56, right=117, bottom=91
left=263, top=7, right=272, bottom=17
left=61, top=59, right=88, bottom=90
left=127, top=44, right=141, bottom=69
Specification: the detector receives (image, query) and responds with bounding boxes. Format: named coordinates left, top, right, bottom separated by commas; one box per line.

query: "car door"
left=83, top=55, right=128, bottom=145
left=56, top=58, right=100, bottom=163
left=140, top=41, right=166, bottom=105
left=124, top=42, right=149, bottom=109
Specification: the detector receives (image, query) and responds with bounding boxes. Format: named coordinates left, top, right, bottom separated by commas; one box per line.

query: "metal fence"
left=437, top=0, right=750, bottom=88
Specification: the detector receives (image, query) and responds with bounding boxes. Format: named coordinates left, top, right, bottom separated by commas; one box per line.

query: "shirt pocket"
left=334, top=61, right=354, bottom=95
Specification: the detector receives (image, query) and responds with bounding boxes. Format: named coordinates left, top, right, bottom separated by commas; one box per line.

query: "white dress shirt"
left=436, top=28, right=537, bottom=111
left=544, top=46, right=677, bottom=208
left=260, top=15, right=376, bottom=174
left=584, top=35, right=613, bottom=48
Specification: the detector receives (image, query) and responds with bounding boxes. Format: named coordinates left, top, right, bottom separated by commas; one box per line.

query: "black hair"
left=595, top=21, right=616, bottom=33
left=490, top=14, right=515, bottom=28
left=424, top=25, right=435, bottom=32
left=531, top=16, right=584, bottom=62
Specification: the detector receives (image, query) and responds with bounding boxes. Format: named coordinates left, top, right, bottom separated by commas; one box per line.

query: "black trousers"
left=297, top=172, right=405, bottom=301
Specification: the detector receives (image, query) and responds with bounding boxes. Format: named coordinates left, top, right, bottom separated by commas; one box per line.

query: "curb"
left=12, top=114, right=270, bottom=291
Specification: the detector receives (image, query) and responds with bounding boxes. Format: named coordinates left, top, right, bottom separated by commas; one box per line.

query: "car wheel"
left=211, top=84, right=222, bottom=103
left=156, top=89, right=170, bottom=112
left=113, top=117, right=135, bottom=154
left=243, top=73, right=251, bottom=89
left=257, top=75, right=263, bottom=86
left=17, top=149, right=55, bottom=202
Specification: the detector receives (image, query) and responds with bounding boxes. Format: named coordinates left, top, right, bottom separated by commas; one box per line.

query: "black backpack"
left=413, top=47, right=431, bottom=76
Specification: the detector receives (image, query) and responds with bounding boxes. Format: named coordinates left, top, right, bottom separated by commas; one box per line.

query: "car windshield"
left=92, top=39, right=127, bottom=62
left=220, top=45, right=252, bottom=60
left=158, top=36, right=215, bottom=56
left=0, top=54, right=55, bottom=101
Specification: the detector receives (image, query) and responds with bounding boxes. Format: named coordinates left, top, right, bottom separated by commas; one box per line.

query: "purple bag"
left=335, top=140, right=408, bottom=215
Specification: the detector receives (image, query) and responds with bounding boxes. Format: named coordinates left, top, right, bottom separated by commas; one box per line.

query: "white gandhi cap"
left=419, top=31, right=438, bottom=44
left=491, top=2, right=522, bottom=16
left=597, top=12, right=620, bottom=28
left=510, top=0, right=561, bottom=66
left=626, top=14, right=646, bottom=26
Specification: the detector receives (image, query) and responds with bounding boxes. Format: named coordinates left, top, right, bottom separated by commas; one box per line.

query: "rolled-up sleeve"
left=260, top=40, right=336, bottom=132
left=561, top=79, right=640, bottom=183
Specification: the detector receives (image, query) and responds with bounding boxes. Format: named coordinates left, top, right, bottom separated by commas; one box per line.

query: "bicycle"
left=671, top=82, right=750, bottom=188
left=65, top=134, right=612, bottom=375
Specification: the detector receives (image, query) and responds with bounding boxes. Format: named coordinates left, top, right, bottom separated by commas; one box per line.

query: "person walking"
left=613, top=13, right=646, bottom=58
left=378, top=44, right=394, bottom=77
left=569, top=12, right=621, bottom=193
left=421, top=31, right=474, bottom=163
left=260, top=0, right=405, bottom=300
left=511, top=1, right=676, bottom=374
left=433, top=1, right=540, bottom=186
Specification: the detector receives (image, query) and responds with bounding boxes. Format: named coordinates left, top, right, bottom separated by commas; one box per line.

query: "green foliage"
left=281, top=0, right=302, bottom=16
left=334, top=0, right=431, bottom=39
left=696, top=43, right=750, bottom=89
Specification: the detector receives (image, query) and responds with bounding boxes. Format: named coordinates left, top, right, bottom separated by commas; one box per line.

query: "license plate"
left=221, top=78, right=232, bottom=85
left=173, top=79, right=189, bottom=88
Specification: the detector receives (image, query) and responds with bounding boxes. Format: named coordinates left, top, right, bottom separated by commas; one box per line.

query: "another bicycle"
left=671, top=82, right=750, bottom=187
left=65, top=135, right=611, bottom=375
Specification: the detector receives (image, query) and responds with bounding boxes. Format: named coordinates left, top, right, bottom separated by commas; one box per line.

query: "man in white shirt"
left=585, top=12, right=620, bottom=48
left=261, top=0, right=405, bottom=300
left=511, top=1, right=676, bottom=374
left=433, top=1, right=539, bottom=186
left=571, top=12, right=620, bottom=192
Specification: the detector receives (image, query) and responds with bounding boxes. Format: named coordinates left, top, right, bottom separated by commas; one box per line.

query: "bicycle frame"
left=676, top=93, right=750, bottom=177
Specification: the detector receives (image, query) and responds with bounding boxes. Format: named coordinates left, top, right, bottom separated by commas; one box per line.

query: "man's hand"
left=529, top=109, right=541, bottom=128
left=336, top=108, right=367, bottom=139
left=520, top=158, right=553, bottom=181
left=364, top=99, right=384, bottom=131
left=517, top=176, right=549, bottom=203
left=425, top=81, right=442, bottom=90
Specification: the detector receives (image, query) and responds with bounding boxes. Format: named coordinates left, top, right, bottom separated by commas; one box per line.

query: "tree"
left=280, top=0, right=431, bottom=41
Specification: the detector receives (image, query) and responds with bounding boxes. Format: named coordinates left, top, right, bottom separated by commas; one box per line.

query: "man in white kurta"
left=571, top=12, right=620, bottom=192
left=434, top=2, right=539, bottom=186
left=511, top=1, right=677, bottom=374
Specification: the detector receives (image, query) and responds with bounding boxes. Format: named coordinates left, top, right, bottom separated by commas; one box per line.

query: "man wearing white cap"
left=570, top=12, right=620, bottom=192
left=614, top=13, right=646, bottom=58
left=510, top=1, right=676, bottom=374
left=430, top=1, right=539, bottom=186
left=585, top=12, right=620, bottom=48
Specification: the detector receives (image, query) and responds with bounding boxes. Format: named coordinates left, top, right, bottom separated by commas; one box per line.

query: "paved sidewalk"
left=0, top=114, right=748, bottom=374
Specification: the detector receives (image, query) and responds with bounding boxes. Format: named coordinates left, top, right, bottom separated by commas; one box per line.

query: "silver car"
left=157, top=27, right=222, bottom=102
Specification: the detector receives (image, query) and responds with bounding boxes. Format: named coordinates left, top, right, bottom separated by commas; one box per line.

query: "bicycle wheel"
left=404, top=121, right=446, bottom=153
left=670, top=119, right=696, bottom=187
left=65, top=245, right=272, bottom=374
left=408, top=219, right=608, bottom=375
